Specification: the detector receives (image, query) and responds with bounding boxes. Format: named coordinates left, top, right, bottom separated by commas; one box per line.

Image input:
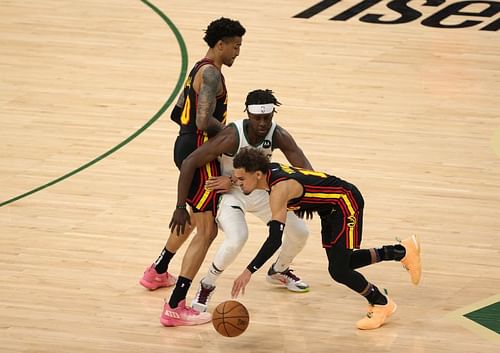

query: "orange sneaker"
left=356, top=295, right=397, bottom=330
left=399, top=235, right=422, bottom=285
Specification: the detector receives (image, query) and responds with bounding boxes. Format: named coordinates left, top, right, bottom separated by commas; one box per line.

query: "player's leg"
left=322, top=185, right=395, bottom=330
left=160, top=155, right=221, bottom=326
left=192, top=194, right=248, bottom=312
left=141, top=134, right=196, bottom=290
left=160, top=211, right=217, bottom=326
left=250, top=191, right=310, bottom=292
left=139, top=214, right=195, bottom=290
left=325, top=241, right=396, bottom=330
left=348, top=236, right=421, bottom=285
left=266, top=211, right=310, bottom=292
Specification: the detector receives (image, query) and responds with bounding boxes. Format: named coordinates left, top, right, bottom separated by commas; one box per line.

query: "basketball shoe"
left=356, top=292, right=397, bottom=330
left=399, top=235, right=422, bottom=285
left=139, top=265, right=177, bottom=290
left=160, top=299, right=212, bottom=327
left=266, top=265, right=310, bottom=292
left=191, top=279, right=216, bottom=313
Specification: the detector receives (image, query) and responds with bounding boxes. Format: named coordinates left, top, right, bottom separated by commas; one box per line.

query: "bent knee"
left=328, top=265, right=351, bottom=285
left=284, top=226, right=309, bottom=242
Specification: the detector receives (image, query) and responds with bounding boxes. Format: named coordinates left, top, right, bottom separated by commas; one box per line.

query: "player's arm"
left=169, top=89, right=186, bottom=125
left=169, top=126, right=237, bottom=235
left=273, top=125, right=313, bottom=170
left=196, top=65, right=225, bottom=134
left=231, top=181, right=293, bottom=298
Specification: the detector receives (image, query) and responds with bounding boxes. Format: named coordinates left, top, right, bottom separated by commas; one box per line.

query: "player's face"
left=247, top=112, right=273, bottom=138
left=220, top=37, right=242, bottom=67
left=233, top=168, right=260, bottom=195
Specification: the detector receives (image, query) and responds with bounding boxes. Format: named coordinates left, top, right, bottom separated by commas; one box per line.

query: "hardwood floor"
left=1, top=1, right=499, bottom=352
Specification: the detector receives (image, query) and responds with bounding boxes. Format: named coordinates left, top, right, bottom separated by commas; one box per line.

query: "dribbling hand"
left=169, top=208, right=191, bottom=236
left=231, top=269, right=252, bottom=298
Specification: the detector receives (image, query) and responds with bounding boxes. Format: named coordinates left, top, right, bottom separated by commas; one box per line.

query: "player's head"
left=244, top=89, right=281, bottom=138
left=233, top=147, right=270, bottom=195
left=204, top=17, right=246, bottom=67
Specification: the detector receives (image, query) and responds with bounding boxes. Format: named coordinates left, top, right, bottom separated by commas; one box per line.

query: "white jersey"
left=219, top=119, right=277, bottom=176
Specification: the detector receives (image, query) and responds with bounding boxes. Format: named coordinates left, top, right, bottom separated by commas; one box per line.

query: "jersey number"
left=181, top=96, right=191, bottom=125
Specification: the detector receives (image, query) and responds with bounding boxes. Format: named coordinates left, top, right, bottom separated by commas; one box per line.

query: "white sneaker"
left=266, top=266, right=310, bottom=292
left=191, top=280, right=216, bottom=312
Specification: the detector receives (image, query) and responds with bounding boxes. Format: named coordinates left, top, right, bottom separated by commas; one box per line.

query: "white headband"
left=247, top=103, right=274, bottom=114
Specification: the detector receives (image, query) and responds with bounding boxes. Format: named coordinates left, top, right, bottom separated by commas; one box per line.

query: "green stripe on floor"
left=464, top=301, right=500, bottom=334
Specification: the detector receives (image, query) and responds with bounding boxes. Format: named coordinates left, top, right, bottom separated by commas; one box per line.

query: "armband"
left=246, top=220, right=285, bottom=273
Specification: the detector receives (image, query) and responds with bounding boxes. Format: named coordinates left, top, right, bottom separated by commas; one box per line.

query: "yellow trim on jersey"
left=181, top=96, right=191, bottom=125
left=195, top=162, right=214, bottom=209
left=304, top=193, right=355, bottom=214
left=297, top=169, right=328, bottom=178
left=304, top=192, right=356, bottom=248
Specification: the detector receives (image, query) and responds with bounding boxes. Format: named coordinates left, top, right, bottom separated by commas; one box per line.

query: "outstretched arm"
left=273, top=125, right=313, bottom=170
left=196, top=65, right=225, bottom=134
left=169, top=126, right=237, bottom=235
left=231, top=182, right=292, bottom=298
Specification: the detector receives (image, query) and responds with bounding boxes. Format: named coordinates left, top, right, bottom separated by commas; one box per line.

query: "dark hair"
left=203, top=17, right=246, bottom=48
left=233, top=147, right=270, bottom=173
left=245, top=89, right=282, bottom=108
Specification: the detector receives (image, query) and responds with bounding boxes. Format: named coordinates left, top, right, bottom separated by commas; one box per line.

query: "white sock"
left=202, top=263, right=223, bottom=287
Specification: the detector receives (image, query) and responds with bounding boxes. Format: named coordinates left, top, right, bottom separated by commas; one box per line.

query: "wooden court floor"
left=1, top=1, right=499, bottom=352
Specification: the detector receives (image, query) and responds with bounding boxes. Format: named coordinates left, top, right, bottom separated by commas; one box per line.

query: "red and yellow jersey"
left=171, top=58, right=228, bottom=147
left=266, top=163, right=355, bottom=212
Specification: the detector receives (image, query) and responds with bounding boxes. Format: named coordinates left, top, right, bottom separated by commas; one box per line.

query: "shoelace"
left=281, top=269, right=300, bottom=282
left=196, top=285, right=215, bottom=304
left=182, top=305, right=200, bottom=315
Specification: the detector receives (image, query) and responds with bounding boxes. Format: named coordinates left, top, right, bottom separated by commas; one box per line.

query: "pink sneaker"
left=139, top=265, right=177, bottom=290
left=160, top=300, right=212, bottom=327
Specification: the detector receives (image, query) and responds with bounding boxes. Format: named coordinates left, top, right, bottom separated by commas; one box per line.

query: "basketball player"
left=230, top=147, right=422, bottom=330
left=160, top=89, right=313, bottom=327
left=140, top=17, right=246, bottom=327
left=180, top=89, right=312, bottom=314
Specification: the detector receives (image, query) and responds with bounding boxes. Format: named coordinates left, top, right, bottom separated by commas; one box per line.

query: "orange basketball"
left=212, top=300, right=249, bottom=337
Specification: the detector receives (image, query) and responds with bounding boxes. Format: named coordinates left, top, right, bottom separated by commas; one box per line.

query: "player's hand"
left=231, top=269, right=252, bottom=298
left=169, top=208, right=191, bottom=236
left=205, top=176, right=232, bottom=193
left=294, top=209, right=314, bottom=220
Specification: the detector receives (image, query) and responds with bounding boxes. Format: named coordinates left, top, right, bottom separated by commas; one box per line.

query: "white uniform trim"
left=219, top=119, right=276, bottom=177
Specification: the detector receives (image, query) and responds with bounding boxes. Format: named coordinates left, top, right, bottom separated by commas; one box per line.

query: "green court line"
left=0, top=0, right=188, bottom=208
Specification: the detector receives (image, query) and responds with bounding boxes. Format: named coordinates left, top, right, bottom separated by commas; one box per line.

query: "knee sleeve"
left=328, top=263, right=352, bottom=285
left=325, top=244, right=368, bottom=293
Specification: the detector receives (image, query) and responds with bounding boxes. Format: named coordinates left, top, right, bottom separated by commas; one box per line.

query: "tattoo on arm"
left=196, top=66, right=222, bottom=131
left=175, top=91, right=185, bottom=108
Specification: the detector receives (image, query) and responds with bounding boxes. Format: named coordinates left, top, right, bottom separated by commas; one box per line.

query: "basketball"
left=212, top=300, right=249, bottom=337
